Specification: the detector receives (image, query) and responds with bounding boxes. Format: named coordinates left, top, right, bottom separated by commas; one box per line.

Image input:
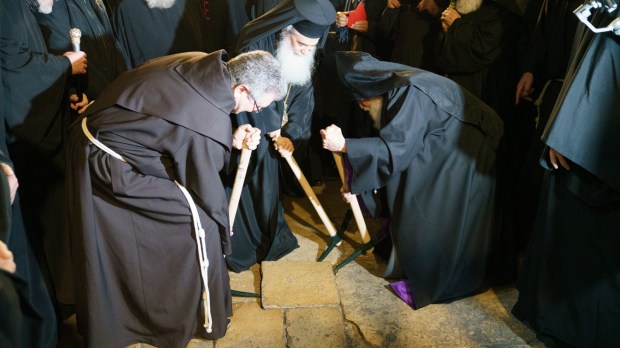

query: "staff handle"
left=228, top=147, right=252, bottom=232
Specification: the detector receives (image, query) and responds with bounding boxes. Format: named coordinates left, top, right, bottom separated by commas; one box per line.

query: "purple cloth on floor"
left=390, top=280, right=417, bottom=309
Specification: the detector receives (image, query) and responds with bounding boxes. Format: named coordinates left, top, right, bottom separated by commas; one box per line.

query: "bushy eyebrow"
left=296, top=39, right=317, bottom=48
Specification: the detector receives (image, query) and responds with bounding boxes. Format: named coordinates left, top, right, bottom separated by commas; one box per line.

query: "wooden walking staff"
left=276, top=85, right=339, bottom=255
left=228, top=147, right=252, bottom=231
left=283, top=155, right=339, bottom=241
left=228, top=143, right=262, bottom=298
left=332, top=152, right=371, bottom=245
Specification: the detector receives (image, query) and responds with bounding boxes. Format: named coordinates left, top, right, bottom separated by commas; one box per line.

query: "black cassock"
left=225, top=0, right=334, bottom=272
left=35, top=0, right=129, bottom=99
left=108, top=0, right=210, bottom=68
left=513, top=11, right=620, bottom=347
left=29, top=0, right=129, bottom=306
left=66, top=51, right=234, bottom=347
left=336, top=52, right=503, bottom=309
left=436, top=0, right=520, bottom=116
left=226, top=39, right=309, bottom=272
left=0, top=2, right=61, bottom=345
left=380, top=0, right=448, bottom=72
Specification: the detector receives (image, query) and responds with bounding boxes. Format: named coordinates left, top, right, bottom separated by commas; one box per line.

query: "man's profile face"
left=232, top=85, right=276, bottom=114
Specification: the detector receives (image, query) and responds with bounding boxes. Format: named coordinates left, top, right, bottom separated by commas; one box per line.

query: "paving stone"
left=335, top=260, right=534, bottom=347
left=214, top=302, right=285, bottom=348
left=186, top=338, right=214, bottom=348
left=261, top=260, right=340, bottom=309
left=285, top=307, right=346, bottom=348
left=228, top=264, right=261, bottom=303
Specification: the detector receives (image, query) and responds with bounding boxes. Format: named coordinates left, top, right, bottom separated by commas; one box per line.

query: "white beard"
left=456, top=0, right=483, bottom=15
left=145, top=0, right=175, bottom=9
left=275, top=33, right=316, bottom=87
left=367, top=99, right=383, bottom=131
left=37, top=0, right=54, bottom=14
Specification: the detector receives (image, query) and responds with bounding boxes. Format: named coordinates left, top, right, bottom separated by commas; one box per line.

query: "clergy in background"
left=512, top=8, right=620, bottom=346
left=321, top=51, right=503, bottom=309
left=1, top=0, right=86, bottom=345
left=107, top=0, right=211, bottom=68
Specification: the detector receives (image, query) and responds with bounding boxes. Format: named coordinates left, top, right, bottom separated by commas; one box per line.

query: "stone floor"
left=59, top=178, right=545, bottom=348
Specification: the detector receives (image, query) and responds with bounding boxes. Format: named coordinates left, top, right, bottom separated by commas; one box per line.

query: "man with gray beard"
left=225, top=0, right=336, bottom=272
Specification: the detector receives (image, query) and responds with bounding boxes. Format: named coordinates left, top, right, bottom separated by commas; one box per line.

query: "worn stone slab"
left=285, top=307, right=346, bottom=348
left=228, top=263, right=261, bottom=303
left=215, top=302, right=285, bottom=348
left=261, top=260, right=340, bottom=309
left=335, top=261, right=533, bottom=347
left=186, top=338, right=215, bottom=348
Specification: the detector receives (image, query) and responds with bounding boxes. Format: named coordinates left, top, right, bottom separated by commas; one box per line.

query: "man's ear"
left=358, top=99, right=371, bottom=109
left=233, top=84, right=248, bottom=98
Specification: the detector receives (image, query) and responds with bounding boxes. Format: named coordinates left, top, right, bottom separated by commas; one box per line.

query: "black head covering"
left=235, top=0, right=336, bottom=52
left=293, top=20, right=328, bottom=38
left=335, top=51, right=416, bottom=100
left=335, top=51, right=504, bottom=147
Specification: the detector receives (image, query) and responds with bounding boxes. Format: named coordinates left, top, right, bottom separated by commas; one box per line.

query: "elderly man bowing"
left=321, top=52, right=503, bottom=310
left=226, top=0, right=336, bottom=272
left=65, top=50, right=285, bottom=347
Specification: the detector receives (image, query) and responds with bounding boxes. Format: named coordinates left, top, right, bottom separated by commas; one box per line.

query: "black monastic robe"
left=66, top=51, right=234, bottom=347
left=436, top=0, right=519, bottom=115
left=35, top=0, right=129, bottom=99
left=1, top=0, right=73, bottom=328
left=513, top=11, right=620, bottom=346
left=0, top=3, right=60, bottom=345
left=380, top=0, right=448, bottom=72
left=336, top=52, right=503, bottom=309
left=225, top=0, right=334, bottom=272
left=108, top=0, right=210, bottom=68
left=28, top=0, right=129, bottom=306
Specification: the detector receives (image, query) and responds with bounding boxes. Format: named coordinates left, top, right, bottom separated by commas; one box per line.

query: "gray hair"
left=228, top=51, right=286, bottom=101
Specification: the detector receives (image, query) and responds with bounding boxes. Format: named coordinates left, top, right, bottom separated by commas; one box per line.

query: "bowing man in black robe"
left=513, top=6, right=620, bottom=346
left=65, top=50, right=284, bottom=347
left=321, top=51, right=503, bottom=309
left=107, top=0, right=212, bottom=68
left=226, top=0, right=336, bottom=272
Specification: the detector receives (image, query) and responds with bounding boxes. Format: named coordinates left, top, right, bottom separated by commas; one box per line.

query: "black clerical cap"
left=293, top=0, right=336, bottom=26
left=292, top=20, right=327, bottom=38
left=336, top=51, right=416, bottom=100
